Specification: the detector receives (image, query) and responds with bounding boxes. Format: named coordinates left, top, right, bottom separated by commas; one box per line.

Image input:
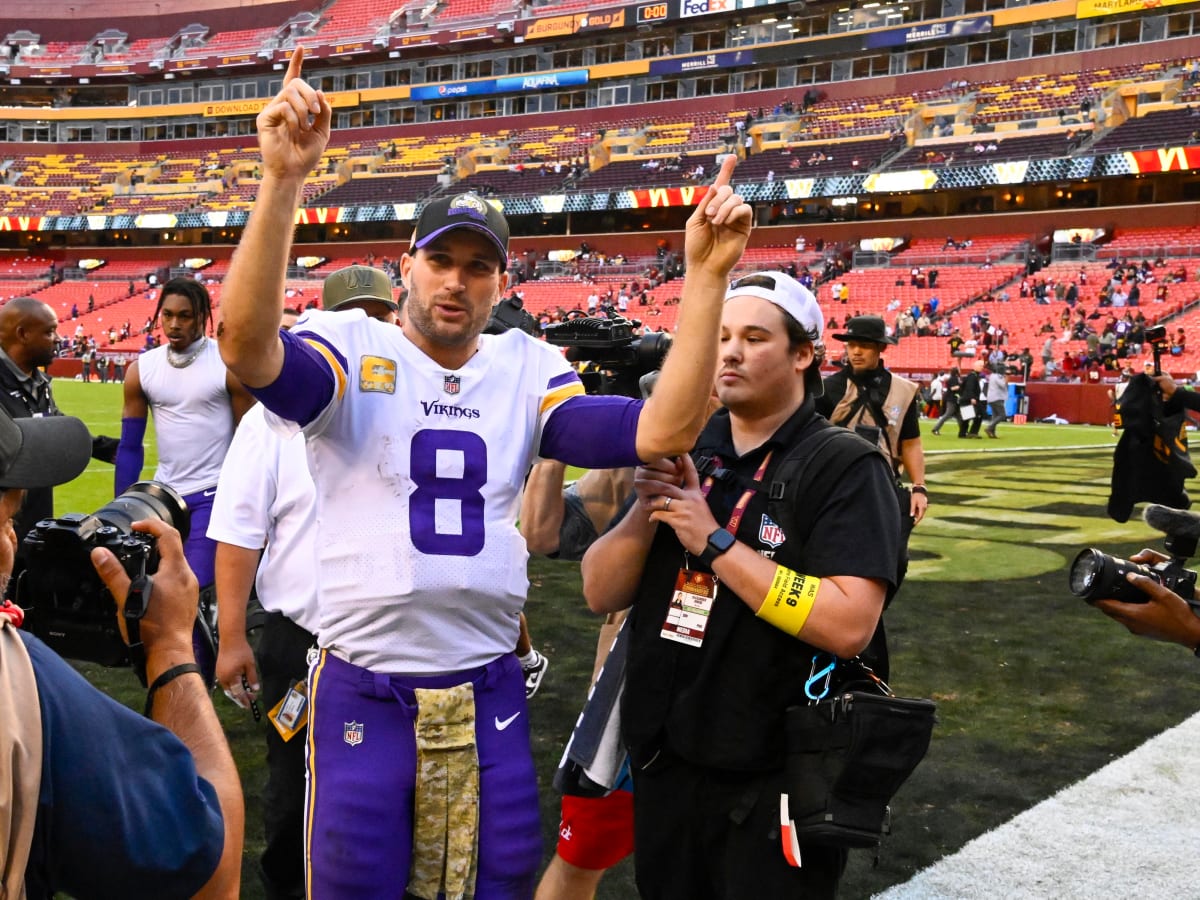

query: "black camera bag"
left=783, top=688, right=935, bottom=848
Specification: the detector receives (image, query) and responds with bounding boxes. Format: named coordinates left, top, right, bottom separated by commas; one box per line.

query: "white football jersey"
left=273, top=310, right=584, bottom=673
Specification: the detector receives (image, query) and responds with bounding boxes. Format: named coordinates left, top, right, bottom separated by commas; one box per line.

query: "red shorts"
left=555, top=790, right=635, bottom=870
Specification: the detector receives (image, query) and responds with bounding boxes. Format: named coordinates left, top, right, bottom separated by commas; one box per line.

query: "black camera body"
left=544, top=316, right=672, bottom=398
left=19, top=481, right=189, bottom=668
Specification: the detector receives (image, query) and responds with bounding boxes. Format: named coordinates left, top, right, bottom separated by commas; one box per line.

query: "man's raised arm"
left=634, top=155, right=751, bottom=461
left=219, top=48, right=331, bottom=388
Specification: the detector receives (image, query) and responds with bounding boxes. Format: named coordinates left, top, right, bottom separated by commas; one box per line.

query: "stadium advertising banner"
left=216, top=53, right=257, bottom=67
left=1076, top=0, right=1193, bottom=17
left=294, top=207, right=345, bottom=225
left=203, top=93, right=358, bottom=117
left=521, top=9, right=627, bottom=39
left=679, top=0, right=735, bottom=18
left=0, top=217, right=41, bottom=232
left=449, top=26, right=494, bottom=42
left=648, top=49, right=754, bottom=75
left=865, top=15, right=992, bottom=49
left=862, top=170, right=940, bottom=193
left=1123, top=146, right=1200, bottom=173
left=410, top=70, right=588, bottom=100
left=619, top=185, right=709, bottom=208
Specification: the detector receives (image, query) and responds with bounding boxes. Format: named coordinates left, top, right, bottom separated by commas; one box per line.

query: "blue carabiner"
left=805, top=654, right=837, bottom=701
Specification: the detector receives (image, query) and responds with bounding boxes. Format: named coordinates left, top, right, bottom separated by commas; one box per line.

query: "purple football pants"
left=181, top=489, right=217, bottom=684
left=305, top=650, right=542, bottom=899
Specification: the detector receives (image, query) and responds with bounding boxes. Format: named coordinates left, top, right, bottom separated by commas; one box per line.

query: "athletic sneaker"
left=523, top=651, right=549, bottom=699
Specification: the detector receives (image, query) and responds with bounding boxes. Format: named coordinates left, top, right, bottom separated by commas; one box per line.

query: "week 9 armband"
left=756, top=565, right=821, bottom=637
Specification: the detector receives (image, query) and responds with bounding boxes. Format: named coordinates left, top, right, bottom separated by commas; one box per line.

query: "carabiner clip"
left=805, top=654, right=836, bottom=701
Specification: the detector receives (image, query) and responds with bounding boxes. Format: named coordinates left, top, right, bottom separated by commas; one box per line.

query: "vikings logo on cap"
left=448, top=193, right=488, bottom=220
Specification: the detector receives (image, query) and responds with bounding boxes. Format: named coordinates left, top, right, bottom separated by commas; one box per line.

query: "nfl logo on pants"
left=344, top=721, right=364, bottom=746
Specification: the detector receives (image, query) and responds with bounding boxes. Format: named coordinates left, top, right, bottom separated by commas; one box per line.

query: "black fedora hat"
left=832, top=315, right=896, bottom=346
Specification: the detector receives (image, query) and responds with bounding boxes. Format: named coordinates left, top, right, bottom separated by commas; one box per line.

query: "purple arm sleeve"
left=539, top=395, right=645, bottom=468
left=115, top=416, right=146, bottom=496
left=246, top=328, right=340, bottom=427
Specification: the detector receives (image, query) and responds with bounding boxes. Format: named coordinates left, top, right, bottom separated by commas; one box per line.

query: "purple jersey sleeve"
left=246, top=328, right=340, bottom=427
left=539, top=394, right=644, bottom=468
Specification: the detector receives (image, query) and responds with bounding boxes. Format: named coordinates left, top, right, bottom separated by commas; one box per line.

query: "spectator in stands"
left=70, top=303, right=78, bottom=320
left=1172, top=328, right=1186, bottom=356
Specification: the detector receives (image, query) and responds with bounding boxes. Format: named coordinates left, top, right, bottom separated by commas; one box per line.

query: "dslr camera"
left=19, top=481, right=195, bottom=668
left=1069, top=503, right=1200, bottom=607
left=544, top=315, right=672, bottom=398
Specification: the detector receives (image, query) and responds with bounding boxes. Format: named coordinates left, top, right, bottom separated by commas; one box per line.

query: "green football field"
left=44, top=379, right=1200, bottom=898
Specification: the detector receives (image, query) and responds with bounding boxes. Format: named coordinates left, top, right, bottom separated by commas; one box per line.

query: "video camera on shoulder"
left=19, top=481, right=190, bottom=668
left=543, top=315, right=672, bottom=398
left=1068, top=503, right=1199, bottom=607
left=1145, top=324, right=1169, bottom=376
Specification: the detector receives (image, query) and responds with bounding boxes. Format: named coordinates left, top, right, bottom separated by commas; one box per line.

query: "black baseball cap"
left=411, top=193, right=510, bottom=271
left=0, top=408, right=91, bottom=489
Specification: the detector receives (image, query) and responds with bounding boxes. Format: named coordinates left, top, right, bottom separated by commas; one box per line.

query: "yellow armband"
left=756, top=565, right=821, bottom=636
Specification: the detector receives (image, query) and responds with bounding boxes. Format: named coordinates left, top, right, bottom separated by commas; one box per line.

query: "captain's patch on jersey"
left=359, top=355, right=397, bottom=394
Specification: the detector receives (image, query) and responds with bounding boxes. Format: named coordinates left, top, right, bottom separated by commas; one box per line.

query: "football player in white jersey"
left=116, top=277, right=255, bottom=683
left=209, top=268, right=400, bottom=900
left=217, top=48, right=752, bottom=898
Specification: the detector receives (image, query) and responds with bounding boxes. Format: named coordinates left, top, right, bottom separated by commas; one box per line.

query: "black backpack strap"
left=767, top=423, right=882, bottom=547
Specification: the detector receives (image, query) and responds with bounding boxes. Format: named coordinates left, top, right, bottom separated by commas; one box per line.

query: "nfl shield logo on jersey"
left=444, top=374, right=461, bottom=395
left=759, top=514, right=786, bottom=549
left=344, top=721, right=364, bottom=746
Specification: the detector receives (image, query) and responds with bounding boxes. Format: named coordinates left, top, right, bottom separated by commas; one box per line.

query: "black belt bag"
left=783, top=690, right=936, bottom=849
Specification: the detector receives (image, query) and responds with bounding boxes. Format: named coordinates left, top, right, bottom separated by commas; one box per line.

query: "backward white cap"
left=724, top=271, right=823, bottom=340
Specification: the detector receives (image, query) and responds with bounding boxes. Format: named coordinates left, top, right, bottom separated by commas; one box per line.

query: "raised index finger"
left=284, top=46, right=305, bottom=85
left=710, top=153, right=736, bottom=189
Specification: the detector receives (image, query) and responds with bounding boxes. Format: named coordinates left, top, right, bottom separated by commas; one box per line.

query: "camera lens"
left=1068, top=548, right=1151, bottom=603
left=1068, top=549, right=1106, bottom=598
left=96, top=481, right=190, bottom=542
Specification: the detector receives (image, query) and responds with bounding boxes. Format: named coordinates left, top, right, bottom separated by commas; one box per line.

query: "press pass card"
left=660, top=568, right=718, bottom=647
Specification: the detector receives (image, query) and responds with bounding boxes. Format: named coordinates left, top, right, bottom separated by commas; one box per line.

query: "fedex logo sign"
left=680, top=0, right=733, bottom=17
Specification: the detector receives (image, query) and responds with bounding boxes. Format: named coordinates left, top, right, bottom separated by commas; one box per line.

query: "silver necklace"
left=167, top=336, right=207, bottom=369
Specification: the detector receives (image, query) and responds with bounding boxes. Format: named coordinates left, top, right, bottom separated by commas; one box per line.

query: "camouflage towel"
left=408, top=683, right=479, bottom=900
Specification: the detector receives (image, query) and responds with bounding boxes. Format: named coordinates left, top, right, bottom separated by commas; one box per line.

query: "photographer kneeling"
left=1092, top=548, right=1200, bottom=653
left=0, top=409, right=242, bottom=899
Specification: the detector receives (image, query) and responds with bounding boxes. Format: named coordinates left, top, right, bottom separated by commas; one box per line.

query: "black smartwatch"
left=699, top=528, right=737, bottom=567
